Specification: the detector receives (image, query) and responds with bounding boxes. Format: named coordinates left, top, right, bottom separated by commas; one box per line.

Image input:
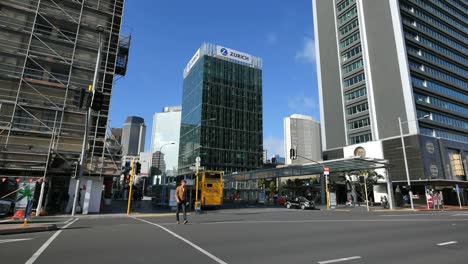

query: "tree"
left=268, top=181, right=276, bottom=194
left=348, top=170, right=383, bottom=202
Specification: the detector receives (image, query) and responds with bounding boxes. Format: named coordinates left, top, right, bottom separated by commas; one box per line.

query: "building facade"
left=121, top=116, right=145, bottom=156
left=313, top=0, right=467, bottom=204
left=0, top=0, right=128, bottom=213
left=178, top=43, right=263, bottom=174
left=284, top=114, right=322, bottom=165
left=150, top=106, right=181, bottom=172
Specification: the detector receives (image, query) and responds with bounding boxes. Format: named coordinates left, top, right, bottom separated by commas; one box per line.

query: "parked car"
left=0, top=199, right=14, bottom=217
left=285, top=196, right=315, bottom=210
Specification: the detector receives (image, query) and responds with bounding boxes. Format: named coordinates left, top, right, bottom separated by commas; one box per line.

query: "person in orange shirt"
left=175, top=179, right=188, bottom=224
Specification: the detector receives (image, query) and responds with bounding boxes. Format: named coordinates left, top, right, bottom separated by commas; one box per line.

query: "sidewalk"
left=0, top=222, right=57, bottom=235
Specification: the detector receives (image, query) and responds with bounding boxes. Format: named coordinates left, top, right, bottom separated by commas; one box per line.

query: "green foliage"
left=268, top=181, right=276, bottom=193
left=17, top=183, right=34, bottom=202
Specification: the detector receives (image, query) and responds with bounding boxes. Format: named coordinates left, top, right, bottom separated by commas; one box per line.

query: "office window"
left=344, top=72, right=365, bottom=87
left=338, top=7, right=357, bottom=25
left=346, top=102, right=368, bottom=116
left=349, top=133, right=372, bottom=144
left=344, top=87, right=367, bottom=101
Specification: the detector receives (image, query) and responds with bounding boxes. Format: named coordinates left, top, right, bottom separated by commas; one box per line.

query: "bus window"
left=205, top=174, right=221, bottom=179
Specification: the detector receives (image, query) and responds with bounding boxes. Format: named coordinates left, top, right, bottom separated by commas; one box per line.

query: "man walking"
left=175, top=179, right=188, bottom=224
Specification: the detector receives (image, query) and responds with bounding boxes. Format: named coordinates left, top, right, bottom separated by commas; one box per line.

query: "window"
left=342, top=45, right=362, bottom=62
left=411, top=0, right=467, bottom=32
left=435, top=130, right=468, bottom=143
left=344, top=72, right=365, bottom=87
left=338, top=6, right=357, bottom=24
left=345, top=87, right=367, bottom=101
left=431, top=112, right=468, bottom=130
left=411, top=34, right=468, bottom=65
left=342, top=59, right=363, bottom=74
left=411, top=77, right=468, bottom=102
left=340, top=31, right=360, bottom=49
left=407, top=45, right=468, bottom=76
left=13, top=109, right=33, bottom=130
left=340, top=19, right=359, bottom=35
left=409, top=60, right=467, bottom=89
left=402, top=15, right=467, bottom=54
left=349, top=133, right=372, bottom=144
left=337, top=0, right=355, bottom=12
left=346, top=102, right=368, bottom=115
left=347, top=117, right=370, bottom=130
left=448, top=150, right=465, bottom=177
left=401, top=3, right=467, bottom=43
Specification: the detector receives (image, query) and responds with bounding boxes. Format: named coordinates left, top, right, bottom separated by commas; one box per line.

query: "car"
left=285, top=196, right=315, bottom=210
left=0, top=199, right=14, bottom=217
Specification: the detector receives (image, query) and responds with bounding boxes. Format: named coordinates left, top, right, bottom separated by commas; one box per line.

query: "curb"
left=0, top=224, right=57, bottom=235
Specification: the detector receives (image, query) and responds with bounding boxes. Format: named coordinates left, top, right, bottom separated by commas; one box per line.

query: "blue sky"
left=110, top=0, right=318, bottom=157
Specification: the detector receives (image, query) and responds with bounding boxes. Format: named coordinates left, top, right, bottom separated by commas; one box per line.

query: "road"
left=1, top=209, right=468, bottom=264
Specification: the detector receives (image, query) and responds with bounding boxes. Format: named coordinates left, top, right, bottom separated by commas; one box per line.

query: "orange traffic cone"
left=12, top=210, right=24, bottom=220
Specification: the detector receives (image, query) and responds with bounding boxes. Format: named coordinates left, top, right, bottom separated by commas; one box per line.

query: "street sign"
left=190, top=166, right=204, bottom=171
left=324, top=166, right=330, bottom=176
left=195, top=156, right=201, bottom=167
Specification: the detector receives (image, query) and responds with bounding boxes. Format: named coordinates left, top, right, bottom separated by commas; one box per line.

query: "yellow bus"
left=197, top=171, right=223, bottom=208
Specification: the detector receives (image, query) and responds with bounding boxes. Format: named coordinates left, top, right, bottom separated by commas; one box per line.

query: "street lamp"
left=158, top=142, right=175, bottom=205
left=398, top=114, right=430, bottom=211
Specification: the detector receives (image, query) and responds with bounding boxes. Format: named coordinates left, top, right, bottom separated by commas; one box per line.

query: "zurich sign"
left=220, top=48, right=228, bottom=56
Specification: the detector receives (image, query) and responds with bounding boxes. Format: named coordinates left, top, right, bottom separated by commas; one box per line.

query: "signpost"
left=456, top=184, right=462, bottom=209
left=324, top=166, right=330, bottom=210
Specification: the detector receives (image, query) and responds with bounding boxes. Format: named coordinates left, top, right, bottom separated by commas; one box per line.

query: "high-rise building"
left=178, top=43, right=263, bottom=174
left=284, top=114, right=321, bottom=165
left=313, top=0, right=467, bottom=200
left=0, top=0, right=129, bottom=212
left=150, top=106, right=181, bottom=172
left=152, top=151, right=166, bottom=174
left=122, top=116, right=145, bottom=156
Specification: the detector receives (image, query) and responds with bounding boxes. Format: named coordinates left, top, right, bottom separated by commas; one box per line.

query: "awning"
left=225, top=157, right=389, bottom=181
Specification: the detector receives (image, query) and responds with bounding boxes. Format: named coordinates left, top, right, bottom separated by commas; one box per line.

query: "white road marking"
left=453, top=214, right=468, bottom=216
left=318, top=256, right=362, bottom=263
left=0, top=238, right=33, bottom=244
left=64, top=218, right=74, bottom=224
left=25, top=218, right=78, bottom=264
left=133, top=217, right=228, bottom=264
left=437, top=241, right=457, bottom=246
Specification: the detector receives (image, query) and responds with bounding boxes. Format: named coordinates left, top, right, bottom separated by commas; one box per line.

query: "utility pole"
left=398, top=117, right=415, bottom=211
left=72, top=26, right=103, bottom=216
left=127, top=159, right=136, bottom=215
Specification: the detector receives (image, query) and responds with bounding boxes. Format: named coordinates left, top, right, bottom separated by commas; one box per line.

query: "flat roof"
left=225, top=156, right=389, bottom=181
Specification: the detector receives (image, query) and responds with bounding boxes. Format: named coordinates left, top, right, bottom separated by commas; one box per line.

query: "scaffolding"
left=0, top=0, right=128, bottom=197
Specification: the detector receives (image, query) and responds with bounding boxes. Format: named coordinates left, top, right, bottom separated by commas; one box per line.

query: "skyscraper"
left=150, top=106, right=181, bottom=172
left=178, top=43, right=263, bottom=174
left=0, top=0, right=129, bottom=212
left=284, top=114, right=321, bottom=165
left=122, top=116, right=145, bottom=156
left=313, top=0, right=467, bottom=199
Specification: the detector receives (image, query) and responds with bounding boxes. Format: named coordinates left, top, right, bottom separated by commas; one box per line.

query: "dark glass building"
left=178, top=43, right=263, bottom=174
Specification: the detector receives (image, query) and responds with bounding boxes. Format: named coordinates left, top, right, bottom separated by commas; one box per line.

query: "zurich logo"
left=220, top=48, right=228, bottom=56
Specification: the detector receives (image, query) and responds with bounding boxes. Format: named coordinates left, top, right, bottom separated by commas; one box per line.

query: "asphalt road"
left=2, top=209, right=468, bottom=264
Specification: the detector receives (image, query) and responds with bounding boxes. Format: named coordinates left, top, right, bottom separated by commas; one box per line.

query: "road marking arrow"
left=0, top=238, right=34, bottom=244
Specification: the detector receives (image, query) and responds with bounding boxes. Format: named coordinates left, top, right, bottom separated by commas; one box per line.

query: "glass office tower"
left=178, top=43, right=263, bottom=174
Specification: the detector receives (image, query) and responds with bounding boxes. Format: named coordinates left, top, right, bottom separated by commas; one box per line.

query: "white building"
left=284, top=114, right=321, bottom=165
left=150, top=106, right=181, bottom=172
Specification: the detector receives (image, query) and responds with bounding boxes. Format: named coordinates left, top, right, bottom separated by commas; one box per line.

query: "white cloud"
left=264, top=135, right=285, bottom=157
left=267, top=32, right=278, bottom=45
left=295, top=37, right=316, bottom=63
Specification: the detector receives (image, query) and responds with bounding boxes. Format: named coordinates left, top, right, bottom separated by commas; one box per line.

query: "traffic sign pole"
left=456, top=184, right=462, bottom=209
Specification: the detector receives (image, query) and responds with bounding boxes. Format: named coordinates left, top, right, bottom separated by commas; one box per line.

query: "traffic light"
left=290, top=148, right=297, bottom=160
left=125, top=175, right=130, bottom=183
left=122, top=161, right=131, bottom=175
left=135, top=162, right=141, bottom=174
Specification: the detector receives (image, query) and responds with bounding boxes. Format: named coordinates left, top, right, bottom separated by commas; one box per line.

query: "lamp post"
left=159, top=142, right=175, bottom=205
left=398, top=114, right=430, bottom=211
left=71, top=25, right=104, bottom=216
